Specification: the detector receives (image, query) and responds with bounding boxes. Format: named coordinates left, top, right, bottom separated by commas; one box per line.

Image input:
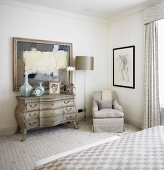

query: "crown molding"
left=108, top=0, right=164, bottom=23
left=0, top=0, right=107, bottom=24
left=1, top=0, right=163, bottom=25
left=107, top=6, right=144, bottom=23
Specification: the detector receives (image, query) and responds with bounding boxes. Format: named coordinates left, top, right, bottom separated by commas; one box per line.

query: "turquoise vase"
left=34, top=82, right=44, bottom=96
left=19, top=73, right=33, bottom=97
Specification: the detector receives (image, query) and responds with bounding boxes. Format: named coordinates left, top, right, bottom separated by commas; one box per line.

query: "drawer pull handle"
left=64, top=100, right=70, bottom=104
left=29, top=113, right=36, bottom=117
left=30, top=104, right=37, bottom=108
left=66, top=108, right=72, bottom=112
left=29, top=122, right=37, bottom=126
left=66, top=116, right=72, bottom=119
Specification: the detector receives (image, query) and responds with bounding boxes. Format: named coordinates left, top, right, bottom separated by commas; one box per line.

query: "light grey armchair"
left=92, top=90, right=124, bottom=133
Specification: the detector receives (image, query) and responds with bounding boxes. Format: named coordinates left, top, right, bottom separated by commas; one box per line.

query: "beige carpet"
left=0, top=120, right=140, bottom=170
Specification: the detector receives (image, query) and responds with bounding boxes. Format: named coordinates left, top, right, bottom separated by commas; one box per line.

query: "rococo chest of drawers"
left=15, top=94, right=78, bottom=141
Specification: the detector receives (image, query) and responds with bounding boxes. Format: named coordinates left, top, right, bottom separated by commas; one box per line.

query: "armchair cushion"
left=98, top=100, right=112, bottom=109
left=93, top=108, right=124, bottom=118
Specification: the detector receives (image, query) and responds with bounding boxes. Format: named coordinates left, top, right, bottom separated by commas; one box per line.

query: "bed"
left=35, top=126, right=164, bottom=170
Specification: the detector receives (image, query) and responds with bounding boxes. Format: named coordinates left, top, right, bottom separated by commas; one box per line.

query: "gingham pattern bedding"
left=35, top=126, right=164, bottom=170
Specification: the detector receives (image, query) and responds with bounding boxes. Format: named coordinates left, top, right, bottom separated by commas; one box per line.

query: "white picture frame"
left=49, top=81, right=61, bottom=94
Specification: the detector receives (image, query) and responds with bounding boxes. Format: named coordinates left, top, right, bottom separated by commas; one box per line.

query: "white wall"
left=0, top=2, right=108, bottom=135
left=108, top=12, right=144, bottom=128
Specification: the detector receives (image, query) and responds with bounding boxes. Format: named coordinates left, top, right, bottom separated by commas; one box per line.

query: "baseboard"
left=0, top=126, right=17, bottom=136
left=125, top=118, right=142, bottom=129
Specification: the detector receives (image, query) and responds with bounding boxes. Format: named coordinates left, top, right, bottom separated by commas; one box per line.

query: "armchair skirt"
left=93, top=118, right=124, bottom=132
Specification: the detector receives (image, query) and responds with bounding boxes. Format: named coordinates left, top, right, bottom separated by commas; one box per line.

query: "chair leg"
left=123, top=124, right=125, bottom=132
left=92, top=125, right=94, bottom=132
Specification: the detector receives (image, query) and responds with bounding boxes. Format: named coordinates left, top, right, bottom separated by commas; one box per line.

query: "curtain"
left=143, top=21, right=160, bottom=129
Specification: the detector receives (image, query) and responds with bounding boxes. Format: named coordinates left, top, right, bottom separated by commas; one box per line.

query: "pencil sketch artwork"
left=116, top=54, right=129, bottom=83
left=113, top=46, right=135, bottom=88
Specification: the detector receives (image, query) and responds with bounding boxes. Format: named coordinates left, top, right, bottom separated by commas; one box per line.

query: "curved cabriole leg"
left=21, top=129, right=27, bottom=142
left=73, top=121, right=79, bottom=129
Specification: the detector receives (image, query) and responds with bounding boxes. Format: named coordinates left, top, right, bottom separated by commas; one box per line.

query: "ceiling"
left=13, top=0, right=160, bottom=19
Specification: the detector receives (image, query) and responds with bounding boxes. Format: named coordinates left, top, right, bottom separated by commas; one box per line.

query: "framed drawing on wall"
left=13, top=37, right=73, bottom=91
left=113, top=45, right=135, bottom=89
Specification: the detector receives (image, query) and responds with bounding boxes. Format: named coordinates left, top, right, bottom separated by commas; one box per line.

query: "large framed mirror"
left=13, top=37, right=73, bottom=91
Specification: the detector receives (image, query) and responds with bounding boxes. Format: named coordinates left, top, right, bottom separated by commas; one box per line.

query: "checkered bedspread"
left=35, top=126, right=164, bottom=170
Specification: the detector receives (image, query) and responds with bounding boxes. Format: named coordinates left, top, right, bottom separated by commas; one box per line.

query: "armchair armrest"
left=92, top=100, right=98, bottom=116
left=113, top=99, right=123, bottom=112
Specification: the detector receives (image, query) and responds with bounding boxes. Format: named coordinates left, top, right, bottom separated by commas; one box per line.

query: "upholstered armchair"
left=92, top=90, right=124, bottom=133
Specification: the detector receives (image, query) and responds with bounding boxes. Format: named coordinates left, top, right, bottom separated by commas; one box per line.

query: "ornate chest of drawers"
left=15, top=94, right=78, bottom=141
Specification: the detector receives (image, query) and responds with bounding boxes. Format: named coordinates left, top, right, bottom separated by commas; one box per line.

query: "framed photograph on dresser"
left=49, top=81, right=61, bottom=94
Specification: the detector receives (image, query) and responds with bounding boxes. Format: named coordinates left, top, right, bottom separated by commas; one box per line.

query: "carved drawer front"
left=25, top=119, right=39, bottom=129
left=40, top=108, right=64, bottom=118
left=64, top=106, right=76, bottom=114
left=40, top=118, right=58, bottom=127
left=26, top=102, right=39, bottom=111
left=62, top=99, right=74, bottom=107
left=25, top=111, right=39, bottom=120
left=64, top=113, right=76, bottom=120
left=40, top=101, right=62, bottom=110
left=55, top=115, right=65, bottom=124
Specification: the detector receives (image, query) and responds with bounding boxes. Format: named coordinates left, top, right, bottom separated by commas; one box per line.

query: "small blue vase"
left=34, top=82, right=44, bottom=96
left=19, top=73, right=33, bottom=97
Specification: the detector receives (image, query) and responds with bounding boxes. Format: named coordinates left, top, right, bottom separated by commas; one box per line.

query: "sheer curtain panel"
left=143, top=21, right=160, bottom=129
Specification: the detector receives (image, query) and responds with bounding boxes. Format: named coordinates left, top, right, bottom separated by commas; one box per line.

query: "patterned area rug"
left=0, top=120, right=139, bottom=170
left=35, top=126, right=164, bottom=170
